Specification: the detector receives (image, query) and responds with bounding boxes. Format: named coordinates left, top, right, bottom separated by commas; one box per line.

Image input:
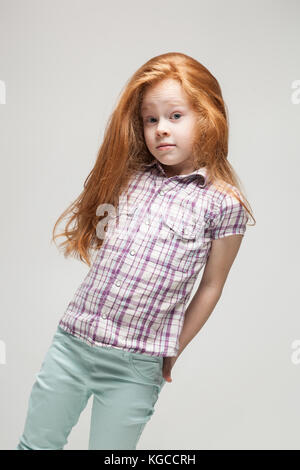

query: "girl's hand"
left=162, top=355, right=178, bottom=383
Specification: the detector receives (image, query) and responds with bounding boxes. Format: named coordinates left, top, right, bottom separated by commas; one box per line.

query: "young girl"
left=16, top=52, right=255, bottom=450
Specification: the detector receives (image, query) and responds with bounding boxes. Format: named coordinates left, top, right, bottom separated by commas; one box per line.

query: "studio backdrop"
left=0, top=0, right=299, bottom=450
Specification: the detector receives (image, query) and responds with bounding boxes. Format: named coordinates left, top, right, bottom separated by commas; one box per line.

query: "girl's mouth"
left=157, top=145, right=175, bottom=150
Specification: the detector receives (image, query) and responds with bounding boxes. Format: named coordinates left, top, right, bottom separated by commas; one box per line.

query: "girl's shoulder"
left=203, top=179, right=249, bottom=230
left=207, top=178, right=245, bottom=208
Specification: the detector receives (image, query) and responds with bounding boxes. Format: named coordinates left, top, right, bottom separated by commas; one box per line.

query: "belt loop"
left=122, top=349, right=130, bottom=360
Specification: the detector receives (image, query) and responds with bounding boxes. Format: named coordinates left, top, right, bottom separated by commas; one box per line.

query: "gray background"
left=1, top=0, right=299, bottom=450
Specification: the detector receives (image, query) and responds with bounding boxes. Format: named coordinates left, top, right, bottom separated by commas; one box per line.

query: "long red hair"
left=52, top=52, right=255, bottom=266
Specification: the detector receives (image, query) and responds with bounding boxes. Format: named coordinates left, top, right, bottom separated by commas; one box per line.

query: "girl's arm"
left=176, top=234, right=244, bottom=358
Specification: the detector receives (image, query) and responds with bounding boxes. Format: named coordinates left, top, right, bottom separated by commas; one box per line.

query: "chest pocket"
left=159, top=214, right=200, bottom=274
left=108, top=204, right=139, bottom=240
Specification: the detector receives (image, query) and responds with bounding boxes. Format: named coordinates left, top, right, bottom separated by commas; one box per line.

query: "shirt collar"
left=145, top=159, right=207, bottom=187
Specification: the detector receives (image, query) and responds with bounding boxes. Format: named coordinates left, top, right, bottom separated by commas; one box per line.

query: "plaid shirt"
left=58, top=160, right=248, bottom=357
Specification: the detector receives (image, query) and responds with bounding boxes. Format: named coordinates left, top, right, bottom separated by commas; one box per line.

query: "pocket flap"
left=163, top=216, right=198, bottom=240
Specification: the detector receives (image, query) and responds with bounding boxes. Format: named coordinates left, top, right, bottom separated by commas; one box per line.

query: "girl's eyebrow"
left=141, top=101, right=185, bottom=112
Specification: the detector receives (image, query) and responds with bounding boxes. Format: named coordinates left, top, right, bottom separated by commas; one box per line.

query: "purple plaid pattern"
left=58, top=160, right=248, bottom=357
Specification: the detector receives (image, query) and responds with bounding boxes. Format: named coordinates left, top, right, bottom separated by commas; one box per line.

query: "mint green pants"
left=16, top=325, right=166, bottom=450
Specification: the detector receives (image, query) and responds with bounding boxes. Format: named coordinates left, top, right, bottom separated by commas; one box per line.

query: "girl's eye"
left=144, top=112, right=182, bottom=124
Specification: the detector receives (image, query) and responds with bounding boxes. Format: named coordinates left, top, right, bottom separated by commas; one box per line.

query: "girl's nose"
left=156, top=118, right=170, bottom=136
left=156, top=126, right=170, bottom=136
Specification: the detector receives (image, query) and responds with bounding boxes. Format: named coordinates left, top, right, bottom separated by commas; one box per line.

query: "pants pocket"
left=128, top=353, right=163, bottom=383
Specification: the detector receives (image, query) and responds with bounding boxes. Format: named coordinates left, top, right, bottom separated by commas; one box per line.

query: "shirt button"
left=115, top=280, right=121, bottom=286
left=102, top=314, right=107, bottom=319
left=130, top=249, right=136, bottom=255
left=159, top=190, right=165, bottom=195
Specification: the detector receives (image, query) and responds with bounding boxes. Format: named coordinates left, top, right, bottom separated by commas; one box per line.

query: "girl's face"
left=141, top=78, right=198, bottom=177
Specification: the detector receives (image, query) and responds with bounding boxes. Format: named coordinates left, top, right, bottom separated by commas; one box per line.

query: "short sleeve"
left=210, top=191, right=249, bottom=240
